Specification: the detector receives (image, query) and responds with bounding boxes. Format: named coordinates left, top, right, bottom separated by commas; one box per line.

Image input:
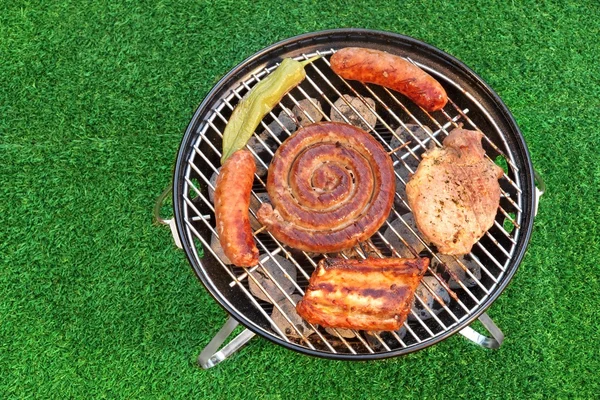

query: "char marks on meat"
left=296, top=257, right=428, bottom=331
left=406, top=128, right=504, bottom=255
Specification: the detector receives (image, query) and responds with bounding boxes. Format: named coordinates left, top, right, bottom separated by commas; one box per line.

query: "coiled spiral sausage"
left=257, top=122, right=395, bottom=253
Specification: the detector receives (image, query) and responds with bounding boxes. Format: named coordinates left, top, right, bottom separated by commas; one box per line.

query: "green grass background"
left=1, top=0, right=599, bottom=398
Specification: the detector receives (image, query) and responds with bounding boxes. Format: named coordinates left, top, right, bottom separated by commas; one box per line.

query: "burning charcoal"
left=246, top=137, right=269, bottom=177
left=389, top=137, right=417, bottom=177
left=208, top=168, right=220, bottom=203
left=325, top=327, right=355, bottom=339
left=383, top=213, right=424, bottom=258
left=390, top=136, right=419, bottom=172
left=434, top=254, right=481, bottom=289
left=365, top=327, right=406, bottom=351
left=248, top=254, right=297, bottom=303
left=394, top=123, right=433, bottom=145
left=364, top=331, right=384, bottom=351
left=391, top=124, right=433, bottom=192
left=292, top=98, right=323, bottom=125
left=249, top=110, right=298, bottom=174
left=330, top=94, right=377, bottom=131
left=249, top=192, right=270, bottom=230
left=263, top=110, right=297, bottom=138
left=271, top=294, right=314, bottom=338
left=210, top=233, right=231, bottom=265
left=409, top=276, right=450, bottom=321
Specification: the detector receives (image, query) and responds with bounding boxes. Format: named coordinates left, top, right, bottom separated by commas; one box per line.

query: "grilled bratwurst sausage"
left=330, top=47, right=448, bottom=112
left=214, top=149, right=259, bottom=266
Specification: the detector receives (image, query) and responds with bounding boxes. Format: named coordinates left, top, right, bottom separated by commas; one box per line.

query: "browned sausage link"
left=214, top=149, right=259, bottom=267
left=330, top=47, right=448, bottom=112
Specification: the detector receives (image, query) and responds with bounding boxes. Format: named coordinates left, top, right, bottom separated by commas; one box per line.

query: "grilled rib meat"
left=406, top=128, right=504, bottom=255
left=296, top=257, right=428, bottom=331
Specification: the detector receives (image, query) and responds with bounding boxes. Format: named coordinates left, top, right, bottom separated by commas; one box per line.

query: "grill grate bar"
left=446, top=100, right=524, bottom=216
left=411, top=296, right=447, bottom=334
left=181, top=48, right=525, bottom=356
left=388, top=201, right=489, bottom=303
left=403, top=323, right=423, bottom=344
left=389, top=330, right=407, bottom=347
left=370, top=332, right=392, bottom=352
left=470, top=253, right=500, bottom=284
left=447, top=98, right=522, bottom=182
left=189, top=130, right=368, bottom=354
left=473, top=239, right=507, bottom=272
left=302, top=56, right=500, bottom=315
left=181, top=214, right=293, bottom=342
left=182, top=185, right=348, bottom=353
left=497, top=206, right=520, bottom=229
left=492, top=219, right=518, bottom=244
left=483, top=230, right=511, bottom=259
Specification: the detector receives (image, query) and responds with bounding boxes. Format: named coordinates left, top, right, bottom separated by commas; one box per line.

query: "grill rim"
left=172, top=28, right=536, bottom=360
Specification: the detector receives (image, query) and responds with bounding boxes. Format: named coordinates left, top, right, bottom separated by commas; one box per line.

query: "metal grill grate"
left=180, top=49, right=524, bottom=356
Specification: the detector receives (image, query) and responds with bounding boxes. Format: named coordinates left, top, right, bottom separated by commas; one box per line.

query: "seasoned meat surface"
left=406, top=128, right=504, bottom=255
left=296, top=257, right=428, bottom=331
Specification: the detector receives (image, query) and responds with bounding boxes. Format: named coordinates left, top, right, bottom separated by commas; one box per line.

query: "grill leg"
left=198, top=316, right=256, bottom=369
left=458, top=312, right=504, bottom=349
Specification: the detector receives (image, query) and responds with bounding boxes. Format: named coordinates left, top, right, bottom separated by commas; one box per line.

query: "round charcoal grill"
left=155, top=29, right=544, bottom=368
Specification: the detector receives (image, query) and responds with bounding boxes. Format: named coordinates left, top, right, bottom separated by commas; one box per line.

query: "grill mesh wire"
left=180, top=50, right=523, bottom=355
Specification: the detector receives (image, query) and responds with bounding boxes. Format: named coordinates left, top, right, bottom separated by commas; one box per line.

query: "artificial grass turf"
left=1, top=0, right=599, bottom=398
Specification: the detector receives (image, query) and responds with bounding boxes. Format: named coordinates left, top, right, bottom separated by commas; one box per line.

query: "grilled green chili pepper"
left=221, top=56, right=319, bottom=164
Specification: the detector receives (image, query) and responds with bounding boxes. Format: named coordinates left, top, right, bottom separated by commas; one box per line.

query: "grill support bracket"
left=197, top=316, right=256, bottom=369
left=192, top=310, right=505, bottom=369
left=458, top=312, right=504, bottom=349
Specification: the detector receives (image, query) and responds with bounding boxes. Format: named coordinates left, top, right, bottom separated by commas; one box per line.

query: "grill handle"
left=458, top=312, right=504, bottom=349
left=198, top=316, right=256, bottom=369
left=533, top=168, right=545, bottom=217
left=154, top=184, right=183, bottom=249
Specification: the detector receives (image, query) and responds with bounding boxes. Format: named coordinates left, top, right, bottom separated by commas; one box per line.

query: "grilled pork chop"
left=296, top=257, right=428, bottom=331
left=406, top=128, right=504, bottom=255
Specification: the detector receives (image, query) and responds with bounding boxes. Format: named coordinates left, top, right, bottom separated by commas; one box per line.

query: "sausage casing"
left=214, top=149, right=259, bottom=266
left=256, top=122, right=395, bottom=253
left=330, top=47, right=448, bottom=112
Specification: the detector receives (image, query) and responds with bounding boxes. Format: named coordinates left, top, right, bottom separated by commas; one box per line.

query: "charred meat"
left=296, top=257, right=428, bottom=331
